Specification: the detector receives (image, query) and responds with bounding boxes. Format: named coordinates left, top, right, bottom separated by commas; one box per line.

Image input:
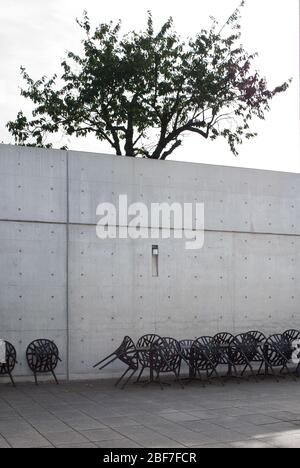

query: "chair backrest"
left=160, top=337, right=181, bottom=359
left=151, top=337, right=181, bottom=372
left=0, top=341, right=17, bottom=374
left=196, top=336, right=212, bottom=346
left=26, top=339, right=60, bottom=373
left=179, top=339, right=194, bottom=363
left=247, top=331, right=266, bottom=344
left=191, top=337, right=219, bottom=368
left=136, top=334, right=161, bottom=367
left=214, top=332, right=235, bottom=345
left=264, top=334, right=291, bottom=365
left=231, top=334, right=258, bottom=363
left=267, top=334, right=288, bottom=347
left=283, top=329, right=300, bottom=343
left=116, top=336, right=138, bottom=369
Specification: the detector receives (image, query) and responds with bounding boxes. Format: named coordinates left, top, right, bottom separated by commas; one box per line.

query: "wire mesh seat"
left=26, top=339, right=61, bottom=385
left=93, top=336, right=138, bottom=389
left=0, top=341, right=17, bottom=387
left=150, top=337, right=183, bottom=389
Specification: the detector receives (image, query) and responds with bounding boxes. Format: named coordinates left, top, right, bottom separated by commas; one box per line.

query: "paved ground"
left=1, top=376, right=300, bottom=448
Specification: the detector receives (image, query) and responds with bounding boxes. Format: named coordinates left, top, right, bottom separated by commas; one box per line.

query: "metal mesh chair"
left=135, top=334, right=161, bottom=383
left=150, top=337, right=183, bottom=389
left=246, top=331, right=266, bottom=363
left=179, top=339, right=195, bottom=378
left=245, top=331, right=267, bottom=376
left=213, top=332, right=235, bottom=374
left=26, top=339, right=61, bottom=385
left=93, top=336, right=138, bottom=389
left=179, top=339, right=194, bottom=364
left=230, top=334, right=259, bottom=381
left=190, top=337, right=223, bottom=386
left=0, top=341, right=17, bottom=387
left=259, top=334, right=296, bottom=382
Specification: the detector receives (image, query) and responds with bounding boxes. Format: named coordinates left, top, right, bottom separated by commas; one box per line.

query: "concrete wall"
left=0, top=144, right=299, bottom=380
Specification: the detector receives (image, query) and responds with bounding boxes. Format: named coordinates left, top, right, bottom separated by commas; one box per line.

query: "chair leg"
left=135, top=366, right=145, bottom=383
left=265, top=362, right=269, bottom=377
left=51, top=370, right=59, bottom=385
left=115, top=367, right=130, bottom=387
left=8, top=371, right=16, bottom=387
left=121, top=369, right=137, bottom=390
left=178, top=361, right=182, bottom=378
left=206, top=369, right=212, bottom=385
left=93, top=352, right=116, bottom=368
left=157, top=374, right=164, bottom=391
left=213, top=367, right=224, bottom=387
left=174, top=371, right=184, bottom=389
left=226, top=361, right=239, bottom=383
left=267, top=363, right=279, bottom=382
left=257, top=361, right=264, bottom=377
left=197, top=370, right=205, bottom=388
left=247, top=363, right=258, bottom=383
left=34, top=373, right=38, bottom=386
left=228, top=363, right=240, bottom=384
left=259, top=358, right=272, bottom=379
left=99, top=356, right=118, bottom=371
left=282, top=364, right=297, bottom=382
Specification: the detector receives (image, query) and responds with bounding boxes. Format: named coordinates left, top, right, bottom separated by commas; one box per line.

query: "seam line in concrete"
left=66, top=150, right=70, bottom=382
left=0, top=218, right=299, bottom=238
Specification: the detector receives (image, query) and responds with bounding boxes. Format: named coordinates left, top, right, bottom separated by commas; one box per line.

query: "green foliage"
left=7, top=2, right=290, bottom=158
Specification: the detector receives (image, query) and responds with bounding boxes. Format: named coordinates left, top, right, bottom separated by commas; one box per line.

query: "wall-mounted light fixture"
left=152, top=245, right=159, bottom=277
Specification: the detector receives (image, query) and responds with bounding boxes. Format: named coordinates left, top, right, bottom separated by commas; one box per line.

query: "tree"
left=7, top=2, right=290, bottom=159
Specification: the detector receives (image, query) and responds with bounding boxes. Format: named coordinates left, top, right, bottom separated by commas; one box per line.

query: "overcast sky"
left=0, top=0, right=299, bottom=172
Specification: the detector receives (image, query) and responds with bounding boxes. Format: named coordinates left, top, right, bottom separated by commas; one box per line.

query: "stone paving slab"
left=1, top=377, right=300, bottom=447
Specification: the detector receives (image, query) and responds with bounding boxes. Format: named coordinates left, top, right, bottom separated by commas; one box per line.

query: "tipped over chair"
left=0, top=341, right=17, bottom=387
left=93, top=336, right=138, bottom=389
left=26, top=339, right=61, bottom=385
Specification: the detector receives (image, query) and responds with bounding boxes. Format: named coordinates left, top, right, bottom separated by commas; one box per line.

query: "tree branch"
left=160, top=139, right=182, bottom=159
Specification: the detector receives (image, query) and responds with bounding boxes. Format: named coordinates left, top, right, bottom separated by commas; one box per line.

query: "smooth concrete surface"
left=0, top=144, right=299, bottom=379
left=0, top=220, right=67, bottom=377
left=0, top=145, right=67, bottom=223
